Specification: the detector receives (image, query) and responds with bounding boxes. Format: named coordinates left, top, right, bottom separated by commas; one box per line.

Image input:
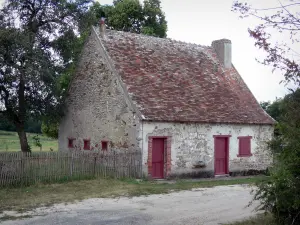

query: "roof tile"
left=99, top=30, right=274, bottom=125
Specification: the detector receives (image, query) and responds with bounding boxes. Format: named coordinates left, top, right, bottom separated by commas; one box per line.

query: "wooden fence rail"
left=0, top=150, right=143, bottom=187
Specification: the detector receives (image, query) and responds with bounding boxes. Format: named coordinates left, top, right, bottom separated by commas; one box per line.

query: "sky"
left=0, top=0, right=297, bottom=102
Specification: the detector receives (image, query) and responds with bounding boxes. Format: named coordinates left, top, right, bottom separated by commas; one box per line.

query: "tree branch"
left=278, top=0, right=300, bottom=29
left=248, top=12, right=300, bottom=31
left=252, top=2, right=300, bottom=11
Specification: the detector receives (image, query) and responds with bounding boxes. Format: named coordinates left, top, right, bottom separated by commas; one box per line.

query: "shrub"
left=254, top=89, right=300, bottom=225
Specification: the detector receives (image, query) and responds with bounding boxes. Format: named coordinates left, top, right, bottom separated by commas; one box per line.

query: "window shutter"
left=238, top=137, right=252, bottom=157
left=101, top=141, right=108, bottom=151
left=68, top=138, right=74, bottom=148
left=84, top=139, right=91, bottom=150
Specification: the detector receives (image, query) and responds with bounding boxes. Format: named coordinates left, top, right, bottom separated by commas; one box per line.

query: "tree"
left=41, top=121, right=58, bottom=139
left=232, top=1, right=300, bottom=84
left=255, top=90, right=300, bottom=224
left=261, top=99, right=284, bottom=136
left=0, top=0, right=91, bottom=152
left=108, top=0, right=144, bottom=33
left=233, top=2, right=300, bottom=223
left=92, top=0, right=167, bottom=38
left=260, top=99, right=284, bottom=122
left=142, top=0, right=167, bottom=37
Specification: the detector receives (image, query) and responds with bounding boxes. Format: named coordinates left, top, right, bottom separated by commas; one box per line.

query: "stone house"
left=59, top=25, right=275, bottom=178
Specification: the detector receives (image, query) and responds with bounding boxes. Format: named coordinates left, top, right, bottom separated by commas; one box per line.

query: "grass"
left=0, top=214, right=34, bottom=222
left=0, top=130, right=58, bottom=152
left=225, top=213, right=276, bottom=225
left=0, top=176, right=263, bottom=213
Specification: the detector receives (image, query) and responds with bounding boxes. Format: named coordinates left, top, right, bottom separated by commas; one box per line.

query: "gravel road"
left=1, top=185, right=259, bottom=225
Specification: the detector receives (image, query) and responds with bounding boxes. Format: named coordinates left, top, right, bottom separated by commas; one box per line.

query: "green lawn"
left=0, top=130, right=58, bottom=152
left=0, top=176, right=262, bottom=213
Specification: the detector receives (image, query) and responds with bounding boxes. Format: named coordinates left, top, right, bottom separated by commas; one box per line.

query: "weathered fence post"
left=113, top=150, right=116, bottom=177
left=93, top=155, right=97, bottom=177
left=0, top=149, right=143, bottom=187
left=20, top=153, right=25, bottom=186
left=70, top=152, right=74, bottom=177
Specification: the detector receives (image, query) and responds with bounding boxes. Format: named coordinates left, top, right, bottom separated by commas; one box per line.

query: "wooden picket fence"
left=0, top=150, right=142, bottom=187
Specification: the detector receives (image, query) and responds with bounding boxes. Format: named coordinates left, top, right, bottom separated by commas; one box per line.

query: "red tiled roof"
left=100, top=30, right=275, bottom=125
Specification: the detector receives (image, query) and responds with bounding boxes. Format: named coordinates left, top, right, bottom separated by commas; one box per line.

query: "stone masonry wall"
left=58, top=28, right=141, bottom=151
left=140, top=122, right=273, bottom=177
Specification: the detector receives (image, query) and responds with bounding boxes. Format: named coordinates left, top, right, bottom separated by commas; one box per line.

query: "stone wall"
left=139, top=122, right=273, bottom=177
left=58, top=28, right=141, bottom=151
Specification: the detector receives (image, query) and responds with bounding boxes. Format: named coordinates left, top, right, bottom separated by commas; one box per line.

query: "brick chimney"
left=99, top=17, right=106, bottom=37
left=211, top=39, right=232, bottom=69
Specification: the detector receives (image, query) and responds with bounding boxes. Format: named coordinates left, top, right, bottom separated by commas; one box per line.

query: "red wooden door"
left=152, top=138, right=165, bottom=178
left=215, top=137, right=228, bottom=175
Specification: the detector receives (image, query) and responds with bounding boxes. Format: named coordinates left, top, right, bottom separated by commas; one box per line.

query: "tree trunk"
left=16, top=125, right=30, bottom=152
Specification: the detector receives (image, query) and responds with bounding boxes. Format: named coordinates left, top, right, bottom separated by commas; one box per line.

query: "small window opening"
left=101, top=141, right=108, bottom=151
left=84, top=139, right=91, bottom=150
left=68, top=138, right=75, bottom=148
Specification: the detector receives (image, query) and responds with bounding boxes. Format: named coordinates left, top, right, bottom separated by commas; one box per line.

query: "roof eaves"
left=142, top=119, right=275, bottom=125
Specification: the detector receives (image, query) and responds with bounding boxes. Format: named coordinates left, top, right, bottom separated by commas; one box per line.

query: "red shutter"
left=101, top=141, right=108, bottom=151
left=68, top=138, right=74, bottom=148
left=238, top=137, right=252, bottom=157
left=83, top=139, right=91, bottom=150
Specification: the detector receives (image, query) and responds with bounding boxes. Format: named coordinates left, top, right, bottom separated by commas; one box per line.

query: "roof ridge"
left=96, top=26, right=210, bottom=50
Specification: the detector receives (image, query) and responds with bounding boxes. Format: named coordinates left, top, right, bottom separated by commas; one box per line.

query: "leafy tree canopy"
left=260, top=99, right=284, bottom=122
left=41, top=121, right=58, bottom=139
left=92, top=0, right=167, bottom=38
left=0, top=0, right=92, bottom=152
left=255, top=89, right=300, bottom=224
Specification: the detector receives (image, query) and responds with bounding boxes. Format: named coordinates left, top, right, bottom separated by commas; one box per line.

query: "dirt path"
left=1, top=185, right=259, bottom=225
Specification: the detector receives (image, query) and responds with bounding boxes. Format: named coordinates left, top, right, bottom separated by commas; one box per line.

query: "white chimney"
left=211, top=39, right=232, bottom=69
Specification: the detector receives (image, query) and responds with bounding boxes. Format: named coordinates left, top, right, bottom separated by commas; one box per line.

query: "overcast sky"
left=0, top=0, right=296, bottom=102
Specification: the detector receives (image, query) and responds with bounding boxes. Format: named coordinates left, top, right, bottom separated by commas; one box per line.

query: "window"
left=68, top=138, right=75, bottom=148
left=237, top=136, right=252, bottom=157
left=83, top=139, right=91, bottom=150
left=101, top=141, right=108, bottom=151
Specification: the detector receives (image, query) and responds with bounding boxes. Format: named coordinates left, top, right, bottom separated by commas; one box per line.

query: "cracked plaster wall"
left=140, top=122, right=273, bottom=176
left=58, top=29, right=140, bottom=151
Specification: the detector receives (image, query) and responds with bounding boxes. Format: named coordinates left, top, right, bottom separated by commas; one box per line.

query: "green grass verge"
left=0, top=130, right=58, bottom=152
left=224, top=213, right=276, bottom=225
left=0, top=176, right=263, bottom=213
left=0, top=214, right=34, bottom=222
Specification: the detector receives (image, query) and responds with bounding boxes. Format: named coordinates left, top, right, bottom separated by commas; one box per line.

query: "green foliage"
left=0, top=116, right=41, bottom=133
left=254, top=89, right=300, bottom=225
left=91, top=0, right=167, bottom=37
left=0, top=0, right=92, bottom=151
left=142, top=0, right=167, bottom=37
left=260, top=99, right=284, bottom=122
left=32, top=135, right=42, bottom=148
left=109, top=0, right=144, bottom=33
left=225, top=213, right=275, bottom=225
left=260, top=99, right=285, bottom=136
left=41, top=122, right=59, bottom=139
